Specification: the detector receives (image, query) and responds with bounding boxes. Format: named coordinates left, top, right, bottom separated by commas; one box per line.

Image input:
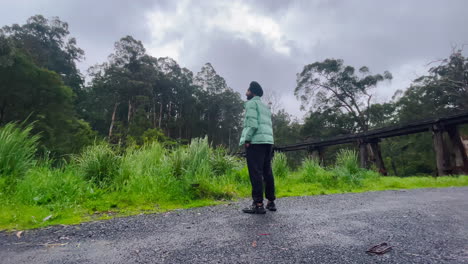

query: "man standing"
left=239, top=81, right=276, bottom=214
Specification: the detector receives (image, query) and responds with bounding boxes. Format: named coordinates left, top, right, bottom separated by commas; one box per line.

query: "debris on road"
left=43, top=215, right=53, bottom=222
left=366, top=242, right=392, bottom=255
left=40, top=242, right=69, bottom=248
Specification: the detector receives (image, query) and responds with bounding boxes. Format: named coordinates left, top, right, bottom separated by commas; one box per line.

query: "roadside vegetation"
left=1, top=123, right=466, bottom=230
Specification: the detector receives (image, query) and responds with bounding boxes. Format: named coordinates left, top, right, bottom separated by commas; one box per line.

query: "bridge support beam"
left=369, top=139, right=388, bottom=175
left=431, top=124, right=451, bottom=176
left=358, top=139, right=369, bottom=169
left=447, top=125, right=468, bottom=174
left=308, top=147, right=324, bottom=165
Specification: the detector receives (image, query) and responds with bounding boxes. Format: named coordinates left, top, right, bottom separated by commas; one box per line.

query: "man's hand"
left=244, top=143, right=250, bottom=148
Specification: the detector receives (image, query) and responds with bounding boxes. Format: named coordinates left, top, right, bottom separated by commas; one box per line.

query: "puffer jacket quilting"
left=239, top=96, right=274, bottom=146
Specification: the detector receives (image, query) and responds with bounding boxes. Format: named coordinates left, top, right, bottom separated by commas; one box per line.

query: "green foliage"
left=185, top=137, right=212, bottom=180
left=332, top=149, right=368, bottom=186
left=0, top=129, right=466, bottom=230
left=84, top=37, right=244, bottom=150
left=0, top=123, right=39, bottom=182
left=75, top=144, right=121, bottom=188
left=211, top=147, right=242, bottom=176
left=396, top=51, right=468, bottom=122
left=295, top=58, right=392, bottom=132
left=2, top=15, right=85, bottom=93
left=142, top=128, right=171, bottom=144
left=272, top=152, right=289, bottom=178
left=0, top=44, right=94, bottom=156
left=380, top=134, right=435, bottom=176
left=15, top=166, right=88, bottom=208
left=299, top=158, right=334, bottom=186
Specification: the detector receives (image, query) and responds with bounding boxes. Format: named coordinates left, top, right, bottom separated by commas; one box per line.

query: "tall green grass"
left=272, top=152, right=289, bottom=178
left=75, top=144, right=121, bottom=188
left=0, top=123, right=467, bottom=230
left=332, top=149, right=379, bottom=187
left=0, top=123, right=39, bottom=183
left=15, top=166, right=89, bottom=209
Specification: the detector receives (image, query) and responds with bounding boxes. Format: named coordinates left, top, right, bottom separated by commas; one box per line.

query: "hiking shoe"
left=266, top=201, right=277, bottom=211
left=242, top=203, right=266, bottom=214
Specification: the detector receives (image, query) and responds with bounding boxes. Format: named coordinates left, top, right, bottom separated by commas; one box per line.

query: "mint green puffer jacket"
left=239, top=96, right=274, bottom=146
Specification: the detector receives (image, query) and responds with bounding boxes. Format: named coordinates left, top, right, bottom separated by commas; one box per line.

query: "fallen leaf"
left=16, top=231, right=23, bottom=239
left=252, top=241, right=257, bottom=247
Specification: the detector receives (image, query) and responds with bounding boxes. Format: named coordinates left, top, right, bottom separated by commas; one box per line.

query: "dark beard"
left=246, top=95, right=254, bottom=100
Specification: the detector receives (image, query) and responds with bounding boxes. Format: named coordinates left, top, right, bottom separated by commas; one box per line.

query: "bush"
left=75, top=143, right=120, bottom=188
left=300, top=158, right=335, bottom=186
left=211, top=147, right=241, bottom=176
left=272, top=152, right=289, bottom=178
left=0, top=123, right=39, bottom=183
left=332, top=149, right=378, bottom=186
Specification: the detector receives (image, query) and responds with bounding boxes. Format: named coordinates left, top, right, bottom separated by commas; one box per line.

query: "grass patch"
left=0, top=123, right=467, bottom=231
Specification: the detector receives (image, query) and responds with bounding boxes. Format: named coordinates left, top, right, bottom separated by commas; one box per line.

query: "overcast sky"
left=1, top=0, right=467, bottom=119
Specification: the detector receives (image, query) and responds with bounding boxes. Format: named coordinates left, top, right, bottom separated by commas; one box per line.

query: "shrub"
left=332, top=149, right=378, bottom=186
left=75, top=143, right=120, bottom=187
left=300, top=158, right=334, bottom=186
left=272, top=152, right=289, bottom=178
left=211, top=147, right=241, bottom=176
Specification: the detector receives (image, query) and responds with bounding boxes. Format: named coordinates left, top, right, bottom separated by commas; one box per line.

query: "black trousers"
left=246, top=144, right=275, bottom=203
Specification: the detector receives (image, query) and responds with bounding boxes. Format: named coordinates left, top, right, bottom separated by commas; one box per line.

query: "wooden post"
left=431, top=124, right=451, bottom=176
left=369, top=139, right=388, bottom=175
left=446, top=125, right=468, bottom=174
left=358, top=139, right=369, bottom=169
left=308, top=147, right=324, bottom=164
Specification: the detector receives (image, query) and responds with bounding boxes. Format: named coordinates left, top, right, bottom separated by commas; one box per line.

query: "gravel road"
left=1, top=187, right=467, bottom=263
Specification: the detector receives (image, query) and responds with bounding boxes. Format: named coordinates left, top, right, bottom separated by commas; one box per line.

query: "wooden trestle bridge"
left=273, top=111, right=468, bottom=176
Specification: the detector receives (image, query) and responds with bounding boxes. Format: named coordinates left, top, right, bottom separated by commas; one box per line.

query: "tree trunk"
left=153, top=99, right=157, bottom=128
left=158, top=102, right=163, bottom=128
left=0, top=101, right=5, bottom=125
left=108, top=102, right=119, bottom=139
left=167, top=102, right=172, bottom=138
left=127, top=99, right=132, bottom=123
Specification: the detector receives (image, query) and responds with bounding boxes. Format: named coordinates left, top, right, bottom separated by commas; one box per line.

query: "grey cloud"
left=181, top=30, right=300, bottom=94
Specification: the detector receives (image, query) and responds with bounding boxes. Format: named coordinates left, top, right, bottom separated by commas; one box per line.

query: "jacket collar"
left=245, top=96, right=260, bottom=106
